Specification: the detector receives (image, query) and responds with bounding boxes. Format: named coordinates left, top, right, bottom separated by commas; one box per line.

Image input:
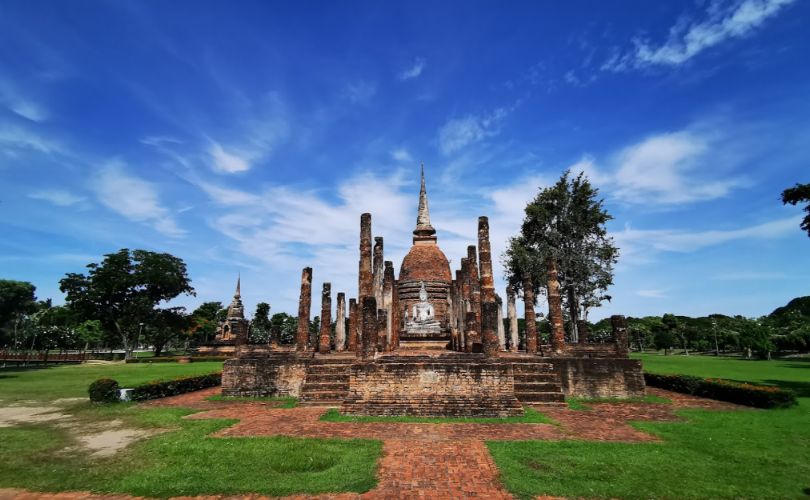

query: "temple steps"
left=342, top=396, right=524, bottom=417
left=511, top=362, right=565, bottom=405
left=298, top=359, right=352, bottom=407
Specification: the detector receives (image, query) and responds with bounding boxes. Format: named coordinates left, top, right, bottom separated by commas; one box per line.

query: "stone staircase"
left=511, top=361, right=566, bottom=406
left=298, top=358, right=352, bottom=407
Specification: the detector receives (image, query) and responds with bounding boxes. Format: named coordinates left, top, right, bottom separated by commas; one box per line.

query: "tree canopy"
left=781, top=182, right=810, bottom=237
left=59, top=249, right=194, bottom=359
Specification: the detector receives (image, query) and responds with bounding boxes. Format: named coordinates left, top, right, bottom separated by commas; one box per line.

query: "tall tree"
left=502, top=171, right=618, bottom=340
left=249, top=302, right=272, bottom=343
left=781, top=182, right=810, bottom=237
left=0, top=280, right=38, bottom=348
left=145, top=307, right=189, bottom=356
left=189, top=301, right=224, bottom=344
left=59, top=249, right=194, bottom=359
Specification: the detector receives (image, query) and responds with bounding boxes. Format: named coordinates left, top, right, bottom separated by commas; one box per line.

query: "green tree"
left=503, top=171, right=618, bottom=341
left=189, top=301, right=224, bottom=344
left=653, top=324, right=676, bottom=354
left=145, top=307, right=189, bottom=356
left=271, top=312, right=298, bottom=344
left=59, top=249, right=194, bottom=359
left=739, top=319, right=775, bottom=359
left=76, top=320, right=104, bottom=351
left=249, top=302, right=272, bottom=343
left=781, top=182, right=810, bottom=237
left=0, top=280, right=38, bottom=348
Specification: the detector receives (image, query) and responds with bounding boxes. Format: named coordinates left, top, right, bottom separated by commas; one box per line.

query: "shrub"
left=124, top=355, right=229, bottom=364
left=88, top=378, right=120, bottom=403
left=129, top=372, right=222, bottom=401
left=644, top=373, right=797, bottom=409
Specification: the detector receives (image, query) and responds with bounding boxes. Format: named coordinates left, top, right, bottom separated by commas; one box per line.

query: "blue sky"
left=1, top=0, right=808, bottom=320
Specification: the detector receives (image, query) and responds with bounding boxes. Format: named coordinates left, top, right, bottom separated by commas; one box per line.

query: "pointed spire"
left=235, top=273, right=241, bottom=299
left=413, top=163, right=437, bottom=243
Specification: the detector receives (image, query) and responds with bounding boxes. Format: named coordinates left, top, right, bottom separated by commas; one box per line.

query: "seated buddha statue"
left=405, top=282, right=442, bottom=334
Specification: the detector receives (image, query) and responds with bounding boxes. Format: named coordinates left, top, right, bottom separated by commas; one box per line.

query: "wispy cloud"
left=711, top=271, right=786, bottom=281
left=209, top=142, right=250, bottom=174
left=569, top=127, right=745, bottom=205
left=28, top=189, right=86, bottom=207
left=615, top=216, right=799, bottom=254
left=0, top=124, right=63, bottom=155
left=344, top=81, right=377, bottom=105
left=603, top=0, right=795, bottom=71
left=438, top=108, right=509, bottom=155
left=399, top=58, right=426, bottom=80
left=0, top=79, right=48, bottom=122
left=391, top=148, right=413, bottom=163
left=636, top=289, right=668, bottom=298
left=91, top=161, right=185, bottom=237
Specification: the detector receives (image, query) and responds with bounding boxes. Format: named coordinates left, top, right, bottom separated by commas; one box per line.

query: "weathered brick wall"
left=550, top=358, right=645, bottom=398
left=222, top=355, right=307, bottom=397
left=342, top=360, right=523, bottom=417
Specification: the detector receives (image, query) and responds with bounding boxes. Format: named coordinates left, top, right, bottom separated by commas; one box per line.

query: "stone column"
left=455, top=269, right=465, bottom=351
left=348, top=298, right=358, bottom=352
left=477, top=216, right=496, bottom=303
left=296, top=267, right=313, bottom=351
left=391, top=277, right=400, bottom=350
left=482, top=301, right=500, bottom=357
left=496, top=295, right=506, bottom=351
left=465, top=311, right=479, bottom=353
left=577, top=320, right=590, bottom=345
left=360, top=296, right=377, bottom=359
left=318, top=282, right=332, bottom=354
left=611, top=315, right=629, bottom=357
left=335, top=292, right=346, bottom=351
left=507, top=288, right=519, bottom=352
left=547, top=258, right=566, bottom=356
left=523, top=273, right=538, bottom=354
left=358, top=213, right=373, bottom=299
left=459, top=263, right=470, bottom=352
left=382, top=261, right=394, bottom=348
left=373, top=237, right=384, bottom=306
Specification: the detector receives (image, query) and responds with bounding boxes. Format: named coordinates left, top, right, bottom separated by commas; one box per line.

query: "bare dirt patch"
left=76, top=428, right=156, bottom=457
left=0, top=406, right=70, bottom=427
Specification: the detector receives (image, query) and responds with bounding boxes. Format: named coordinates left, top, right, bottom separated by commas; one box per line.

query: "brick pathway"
left=0, top=388, right=741, bottom=500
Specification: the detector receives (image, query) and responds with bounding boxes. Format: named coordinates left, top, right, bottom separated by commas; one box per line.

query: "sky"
left=0, top=0, right=808, bottom=321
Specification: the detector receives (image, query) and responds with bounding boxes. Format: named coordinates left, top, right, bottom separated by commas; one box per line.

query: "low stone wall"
left=222, top=354, right=307, bottom=397
left=550, top=358, right=645, bottom=398
left=342, top=360, right=523, bottom=417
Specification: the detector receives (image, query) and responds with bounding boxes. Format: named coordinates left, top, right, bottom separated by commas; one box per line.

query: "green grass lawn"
left=0, top=361, right=224, bottom=402
left=489, top=354, right=810, bottom=499
left=0, top=361, right=382, bottom=497
left=0, top=405, right=380, bottom=497
left=320, top=406, right=554, bottom=424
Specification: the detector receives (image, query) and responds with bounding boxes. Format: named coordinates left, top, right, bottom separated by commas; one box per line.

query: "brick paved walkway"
left=0, top=388, right=741, bottom=500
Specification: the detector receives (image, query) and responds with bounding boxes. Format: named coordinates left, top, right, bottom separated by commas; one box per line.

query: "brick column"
left=496, top=296, right=506, bottom=350
left=377, top=309, right=388, bottom=352
left=382, top=261, right=394, bottom=349
left=467, top=246, right=481, bottom=334
left=335, top=292, right=346, bottom=351
left=477, top=216, right=496, bottom=303
left=348, top=298, right=358, bottom=352
left=358, top=213, right=373, bottom=299
left=577, top=320, right=590, bottom=345
left=318, top=282, right=332, bottom=354
left=547, top=258, right=566, bottom=356
left=507, top=288, right=519, bottom=352
left=481, top=301, right=499, bottom=357
left=611, top=315, right=629, bottom=357
left=391, top=277, right=400, bottom=350
left=465, top=311, right=479, bottom=353
left=456, top=269, right=466, bottom=351
left=296, top=267, right=312, bottom=351
left=360, top=296, right=377, bottom=359
left=523, top=273, right=538, bottom=354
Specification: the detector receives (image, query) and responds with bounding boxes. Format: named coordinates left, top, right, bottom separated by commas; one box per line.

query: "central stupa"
left=398, top=166, right=453, bottom=340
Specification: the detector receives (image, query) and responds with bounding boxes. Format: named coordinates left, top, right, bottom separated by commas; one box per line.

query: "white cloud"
left=636, top=289, right=668, bottom=298
left=604, top=0, right=795, bottom=70
left=198, top=182, right=261, bottom=206
left=438, top=108, right=508, bottom=155
left=615, top=216, right=799, bottom=254
left=391, top=148, right=413, bottom=163
left=0, top=125, right=63, bottom=155
left=399, top=58, right=426, bottom=80
left=92, top=162, right=185, bottom=237
left=209, top=142, right=250, bottom=174
left=0, top=80, right=48, bottom=122
left=28, top=189, right=86, bottom=207
left=569, top=128, right=744, bottom=205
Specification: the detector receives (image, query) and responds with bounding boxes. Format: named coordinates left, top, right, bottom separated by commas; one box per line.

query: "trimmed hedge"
left=88, top=378, right=120, bottom=403
left=644, top=372, right=797, bottom=409
left=129, top=372, right=222, bottom=401
left=125, top=355, right=229, bottom=364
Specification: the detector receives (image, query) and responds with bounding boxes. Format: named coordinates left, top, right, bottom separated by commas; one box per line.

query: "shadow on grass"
left=763, top=379, right=810, bottom=398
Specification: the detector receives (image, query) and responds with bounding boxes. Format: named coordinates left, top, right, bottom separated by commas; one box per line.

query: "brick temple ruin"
left=222, top=168, right=644, bottom=416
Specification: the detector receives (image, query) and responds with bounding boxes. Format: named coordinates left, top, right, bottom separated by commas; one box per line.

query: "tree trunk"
left=567, top=286, right=579, bottom=343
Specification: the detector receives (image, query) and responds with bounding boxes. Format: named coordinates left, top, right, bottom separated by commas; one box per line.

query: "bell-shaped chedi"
left=398, top=165, right=453, bottom=341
